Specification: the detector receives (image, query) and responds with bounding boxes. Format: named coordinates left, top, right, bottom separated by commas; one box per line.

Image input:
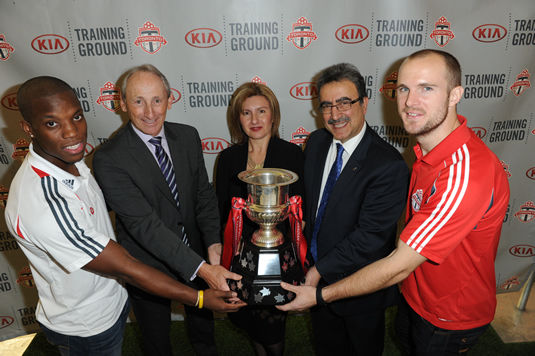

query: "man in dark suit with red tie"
left=301, top=63, right=409, bottom=355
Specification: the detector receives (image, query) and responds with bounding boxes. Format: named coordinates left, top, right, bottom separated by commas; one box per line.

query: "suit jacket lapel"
left=125, top=122, right=179, bottom=210
left=311, top=135, right=331, bottom=224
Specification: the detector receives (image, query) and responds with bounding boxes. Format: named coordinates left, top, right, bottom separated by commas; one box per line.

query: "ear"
left=167, top=95, right=172, bottom=110
left=120, top=99, right=127, bottom=113
left=360, top=97, right=369, bottom=115
left=448, top=86, right=464, bottom=107
left=20, top=120, right=33, bottom=138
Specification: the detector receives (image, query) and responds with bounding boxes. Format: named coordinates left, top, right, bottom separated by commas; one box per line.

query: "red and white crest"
left=499, top=275, right=520, bottom=291
left=379, top=72, right=398, bottom=101
left=134, top=21, right=168, bottom=55
left=510, top=69, right=531, bottom=97
left=500, top=160, right=512, bottom=178
left=251, top=76, right=267, bottom=85
left=286, top=17, right=318, bottom=50
left=411, top=189, right=423, bottom=212
left=17, top=266, right=36, bottom=288
left=514, top=201, right=535, bottom=223
left=430, top=16, right=455, bottom=47
left=12, top=138, right=30, bottom=163
left=290, top=127, right=310, bottom=148
left=0, top=34, right=15, bottom=61
left=96, top=82, right=122, bottom=112
left=0, top=185, right=8, bottom=209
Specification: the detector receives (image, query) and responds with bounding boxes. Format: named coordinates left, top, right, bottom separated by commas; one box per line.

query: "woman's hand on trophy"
left=203, top=289, right=247, bottom=312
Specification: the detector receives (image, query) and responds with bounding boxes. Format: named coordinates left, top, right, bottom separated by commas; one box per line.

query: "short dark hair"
left=405, top=49, right=462, bottom=91
left=121, top=64, right=171, bottom=100
left=227, top=82, right=280, bottom=145
left=316, top=63, right=368, bottom=101
left=17, top=76, right=76, bottom=122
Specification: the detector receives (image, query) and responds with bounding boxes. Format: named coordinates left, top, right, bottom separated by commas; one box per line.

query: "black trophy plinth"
left=227, top=236, right=305, bottom=305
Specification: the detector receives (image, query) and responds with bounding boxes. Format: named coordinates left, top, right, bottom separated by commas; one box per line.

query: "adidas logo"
left=62, top=179, right=75, bottom=189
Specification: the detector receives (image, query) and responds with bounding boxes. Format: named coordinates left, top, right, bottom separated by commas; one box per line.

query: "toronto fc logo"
left=411, top=189, right=423, bottom=212
left=134, top=21, right=168, bottom=55
left=514, top=201, right=535, bottom=223
left=430, top=16, right=455, bottom=47
left=500, top=160, right=512, bottom=178
left=96, top=82, right=122, bottom=112
left=499, top=275, right=520, bottom=291
left=17, top=266, right=36, bottom=288
left=510, top=69, right=531, bottom=97
left=0, top=185, right=8, bottom=209
left=379, top=72, right=398, bottom=101
left=286, top=17, right=318, bottom=50
left=12, top=138, right=30, bottom=163
left=0, top=34, right=15, bottom=61
left=290, top=127, right=310, bottom=148
left=251, top=76, right=267, bottom=85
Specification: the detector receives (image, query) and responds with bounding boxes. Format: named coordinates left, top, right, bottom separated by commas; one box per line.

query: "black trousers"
left=310, top=304, right=386, bottom=356
left=127, top=281, right=217, bottom=356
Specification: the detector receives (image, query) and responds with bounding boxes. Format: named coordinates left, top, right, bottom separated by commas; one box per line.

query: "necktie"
left=149, top=136, right=188, bottom=246
left=311, top=143, right=344, bottom=262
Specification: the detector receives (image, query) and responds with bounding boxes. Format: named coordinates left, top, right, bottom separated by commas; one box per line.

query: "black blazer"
left=215, top=137, right=305, bottom=238
left=93, top=122, right=220, bottom=281
left=305, top=125, right=409, bottom=316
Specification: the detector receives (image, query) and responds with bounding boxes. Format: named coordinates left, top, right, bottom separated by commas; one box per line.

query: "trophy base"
left=228, top=237, right=305, bottom=305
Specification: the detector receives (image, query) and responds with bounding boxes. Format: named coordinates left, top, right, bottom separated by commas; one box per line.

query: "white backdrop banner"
left=1, top=0, right=534, bottom=340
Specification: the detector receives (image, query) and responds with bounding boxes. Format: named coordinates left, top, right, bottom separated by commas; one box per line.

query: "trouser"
left=395, top=295, right=489, bottom=355
left=128, top=281, right=217, bottom=356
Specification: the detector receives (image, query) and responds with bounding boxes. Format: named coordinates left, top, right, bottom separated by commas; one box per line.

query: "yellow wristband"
left=198, top=290, right=204, bottom=309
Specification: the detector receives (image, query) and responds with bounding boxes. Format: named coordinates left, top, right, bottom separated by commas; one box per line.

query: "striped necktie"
left=310, top=143, right=344, bottom=262
left=149, top=136, right=188, bottom=246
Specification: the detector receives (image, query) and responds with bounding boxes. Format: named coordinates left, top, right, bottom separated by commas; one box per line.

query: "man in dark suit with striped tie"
left=93, top=64, right=241, bottom=356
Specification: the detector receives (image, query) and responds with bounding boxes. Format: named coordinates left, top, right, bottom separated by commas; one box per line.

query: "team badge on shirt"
left=411, top=189, right=423, bottom=212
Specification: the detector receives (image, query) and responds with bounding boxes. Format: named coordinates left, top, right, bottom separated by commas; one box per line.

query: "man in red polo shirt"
left=279, top=49, right=510, bottom=355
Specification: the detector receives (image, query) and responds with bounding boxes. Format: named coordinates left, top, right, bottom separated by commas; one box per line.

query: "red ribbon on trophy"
left=222, top=195, right=308, bottom=274
left=287, top=195, right=308, bottom=274
left=222, top=197, right=246, bottom=270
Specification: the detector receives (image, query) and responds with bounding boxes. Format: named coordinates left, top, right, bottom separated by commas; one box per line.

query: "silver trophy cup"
left=228, top=168, right=305, bottom=305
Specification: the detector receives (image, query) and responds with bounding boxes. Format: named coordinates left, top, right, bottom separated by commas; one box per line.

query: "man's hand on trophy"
left=275, top=282, right=317, bottom=311
left=203, top=289, right=247, bottom=312
left=198, top=263, right=242, bottom=303
left=304, top=266, right=321, bottom=287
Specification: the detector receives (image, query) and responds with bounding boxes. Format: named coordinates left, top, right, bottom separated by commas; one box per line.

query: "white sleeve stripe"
left=41, top=176, right=105, bottom=258
left=407, top=144, right=470, bottom=253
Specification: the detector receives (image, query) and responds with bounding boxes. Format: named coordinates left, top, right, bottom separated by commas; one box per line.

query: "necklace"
left=247, top=154, right=264, bottom=169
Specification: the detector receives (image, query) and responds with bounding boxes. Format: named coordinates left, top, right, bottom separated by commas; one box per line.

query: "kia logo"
left=509, top=245, right=535, bottom=257
left=526, top=167, right=535, bottom=180
left=0, top=316, right=14, bottom=330
left=1, top=93, right=18, bottom=111
left=470, top=127, right=486, bottom=139
left=171, top=88, right=181, bottom=104
left=472, top=24, right=507, bottom=43
left=290, top=82, right=318, bottom=100
left=201, top=137, right=229, bottom=154
left=185, top=28, right=222, bottom=48
left=335, top=24, right=369, bottom=44
left=84, top=143, right=94, bottom=157
left=31, top=34, right=69, bottom=54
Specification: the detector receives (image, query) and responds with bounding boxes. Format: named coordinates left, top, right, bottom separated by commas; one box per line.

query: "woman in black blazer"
left=216, top=82, right=305, bottom=356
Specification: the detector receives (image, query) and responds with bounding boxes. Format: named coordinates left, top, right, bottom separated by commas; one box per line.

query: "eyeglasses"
left=318, top=98, right=362, bottom=114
